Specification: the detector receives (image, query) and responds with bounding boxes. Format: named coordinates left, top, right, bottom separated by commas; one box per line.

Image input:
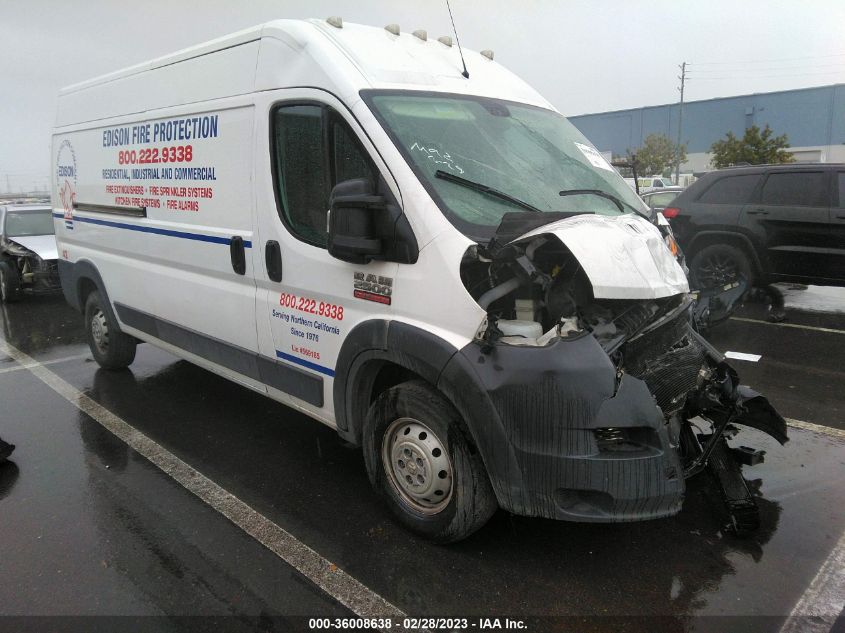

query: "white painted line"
left=730, top=317, right=845, bottom=335
left=0, top=353, right=90, bottom=375
left=724, top=351, right=761, bottom=362
left=786, top=418, right=845, bottom=441
left=779, top=529, right=845, bottom=633
left=0, top=339, right=405, bottom=626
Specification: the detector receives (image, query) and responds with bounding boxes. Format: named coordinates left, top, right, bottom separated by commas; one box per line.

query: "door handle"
left=837, top=215, right=845, bottom=220
left=746, top=209, right=768, bottom=215
left=229, top=236, right=246, bottom=275
left=265, top=240, right=283, bottom=282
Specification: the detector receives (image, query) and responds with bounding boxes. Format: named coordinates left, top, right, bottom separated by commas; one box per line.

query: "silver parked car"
left=640, top=186, right=685, bottom=213
left=0, top=204, right=60, bottom=302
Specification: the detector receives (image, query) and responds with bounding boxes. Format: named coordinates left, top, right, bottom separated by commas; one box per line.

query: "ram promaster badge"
left=52, top=18, right=786, bottom=542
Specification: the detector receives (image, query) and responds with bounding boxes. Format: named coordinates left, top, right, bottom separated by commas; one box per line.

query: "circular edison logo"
left=56, top=139, right=78, bottom=221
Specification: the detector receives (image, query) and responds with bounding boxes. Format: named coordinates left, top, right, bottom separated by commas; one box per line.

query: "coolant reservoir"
left=497, top=319, right=543, bottom=339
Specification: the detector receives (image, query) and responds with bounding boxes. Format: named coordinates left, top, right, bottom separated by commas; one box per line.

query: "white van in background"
left=52, top=18, right=785, bottom=542
left=624, top=175, right=675, bottom=192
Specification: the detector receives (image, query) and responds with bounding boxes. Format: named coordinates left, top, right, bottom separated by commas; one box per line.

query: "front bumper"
left=514, top=375, right=686, bottom=522
left=441, top=333, right=686, bottom=522
left=23, top=259, right=61, bottom=292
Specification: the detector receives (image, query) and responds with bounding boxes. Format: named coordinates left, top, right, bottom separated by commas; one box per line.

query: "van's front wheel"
left=363, top=380, right=497, bottom=543
left=84, top=291, right=137, bottom=369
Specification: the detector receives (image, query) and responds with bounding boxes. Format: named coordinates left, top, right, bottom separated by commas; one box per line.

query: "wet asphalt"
left=0, top=292, right=844, bottom=632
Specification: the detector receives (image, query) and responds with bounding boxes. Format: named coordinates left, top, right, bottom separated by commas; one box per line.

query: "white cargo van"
left=623, top=175, right=674, bottom=193
left=52, top=18, right=786, bottom=542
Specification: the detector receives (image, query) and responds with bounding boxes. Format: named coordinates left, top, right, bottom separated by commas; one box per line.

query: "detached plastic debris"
left=691, top=278, right=748, bottom=334
left=0, top=438, right=15, bottom=463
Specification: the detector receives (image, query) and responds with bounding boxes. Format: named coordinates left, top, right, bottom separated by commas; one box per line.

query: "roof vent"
left=384, top=24, right=400, bottom=36
left=437, top=35, right=453, bottom=47
left=326, top=16, right=343, bottom=29
left=412, top=29, right=427, bottom=41
left=480, top=49, right=494, bottom=61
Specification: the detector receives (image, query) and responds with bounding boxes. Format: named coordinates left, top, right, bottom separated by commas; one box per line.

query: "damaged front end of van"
left=455, top=211, right=787, bottom=533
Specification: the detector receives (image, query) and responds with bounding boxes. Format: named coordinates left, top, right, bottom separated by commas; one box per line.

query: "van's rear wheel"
left=363, top=380, right=497, bottom=543
left=84, top=290, right=136, bottom=369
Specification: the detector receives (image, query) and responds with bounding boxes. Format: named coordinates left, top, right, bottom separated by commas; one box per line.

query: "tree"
left=710, top=125, right=795, bottom=168
left=629, top=134, right=687, bottom=176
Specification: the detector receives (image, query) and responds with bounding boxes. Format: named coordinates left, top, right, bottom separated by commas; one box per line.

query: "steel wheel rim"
left=381, top=417, right=454, bottom=515
left=90, top=308, right=109, bottom=354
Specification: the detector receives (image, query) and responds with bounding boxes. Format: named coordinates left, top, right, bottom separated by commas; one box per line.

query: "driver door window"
left=272, top=104, right=376, bottom=248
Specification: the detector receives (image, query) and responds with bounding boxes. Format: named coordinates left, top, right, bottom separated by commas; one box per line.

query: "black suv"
left=665, top=164, right=845, bottom=288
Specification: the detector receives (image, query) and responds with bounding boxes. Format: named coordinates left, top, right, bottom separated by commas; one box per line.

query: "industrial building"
left=568, top=83, right=845, bottom=176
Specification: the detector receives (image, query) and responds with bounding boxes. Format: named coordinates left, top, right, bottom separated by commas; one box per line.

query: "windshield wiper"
left=435, top=170, right=542, bottom=214
left=559, top=188, right=647, bottom=217
left=558, top=189, right=626, bottom=212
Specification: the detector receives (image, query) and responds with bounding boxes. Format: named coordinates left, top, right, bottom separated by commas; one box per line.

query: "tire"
left=84, top=290, right=137, bottom=369
left=363, top=380, right=497, bottom=543
left=0, top=262, right=21, bottom=303
left=690, top=243, right=754, bottom=289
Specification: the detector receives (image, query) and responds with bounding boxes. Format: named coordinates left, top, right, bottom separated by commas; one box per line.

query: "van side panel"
left=53, top=100, right=258, bottom=355
left=53, top=37, right=264, bottom=393
left=57, top=41, right=260, bottom=126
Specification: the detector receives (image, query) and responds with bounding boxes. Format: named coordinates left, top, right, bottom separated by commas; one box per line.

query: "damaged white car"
left=0, top=204, right=60, bottom=302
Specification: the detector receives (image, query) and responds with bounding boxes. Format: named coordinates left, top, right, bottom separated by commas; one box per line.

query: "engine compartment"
left=462, top=235, right=703, bottom=416
left=463, top=236, right=683, bottom=346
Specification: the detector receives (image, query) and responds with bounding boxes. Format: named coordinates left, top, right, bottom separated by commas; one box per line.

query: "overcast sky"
left=2, top=0, right=844, bottom=191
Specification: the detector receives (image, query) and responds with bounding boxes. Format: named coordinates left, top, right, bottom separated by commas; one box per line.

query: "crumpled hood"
left=515, top=214, right=689, bottom=300
left=8, top=235, right=58, bottom=261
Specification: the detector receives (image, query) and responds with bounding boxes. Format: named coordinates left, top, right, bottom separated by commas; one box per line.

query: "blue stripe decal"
left=52, top=212, right=251, bottom=248
left=275, top=350, right=336, bottom=377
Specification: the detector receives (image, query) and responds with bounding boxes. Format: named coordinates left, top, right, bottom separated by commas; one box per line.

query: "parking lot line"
left=0, top=338, right=405, bottom=626
left=0, top=353, right=90, bottom=375
left=730, top=317, right=845, bottom=335
left=779, top=529, right=845, bottom=633
left=786, top=418, right=845, bottom=441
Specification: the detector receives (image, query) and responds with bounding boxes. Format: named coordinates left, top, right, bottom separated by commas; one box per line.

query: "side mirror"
left=327, top=178, right=384, bottom=264
left=328, top=177, right=420, bottom=265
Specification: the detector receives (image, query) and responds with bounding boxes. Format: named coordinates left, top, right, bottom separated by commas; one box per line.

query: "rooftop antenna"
left=445, top=0, right=469, bottom=78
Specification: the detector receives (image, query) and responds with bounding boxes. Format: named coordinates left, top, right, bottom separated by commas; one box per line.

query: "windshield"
left=4, top=211, right=55, bottom=237
left=364, top=91, right=648, bottom=239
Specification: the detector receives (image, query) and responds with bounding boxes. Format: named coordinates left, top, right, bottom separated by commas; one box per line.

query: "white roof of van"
left=59, top=25, right=264, bottom=96
left=58, top=19, right=553, bottom=120
left=298, top=19, right=552, bottom=108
